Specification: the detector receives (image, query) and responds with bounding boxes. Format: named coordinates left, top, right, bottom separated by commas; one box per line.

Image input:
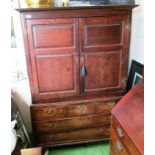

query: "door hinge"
left=121, top=79, right=127, bottom=84
left=126, top=25, right=129, bottom=31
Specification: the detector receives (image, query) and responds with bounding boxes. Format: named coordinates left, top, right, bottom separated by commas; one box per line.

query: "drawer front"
left=31, top=100, right=115, bottom=121
left=36, top=126, right=110, bottom=146
left=112, top=117, right=140, bottom=155
left=32, top=113, right=111, bottom=134
left=110, top=127, right=129, bottom=155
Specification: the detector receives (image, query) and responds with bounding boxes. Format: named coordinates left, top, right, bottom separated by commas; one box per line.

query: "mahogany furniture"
left=110, top=82, right=144, bottom=155
left=17, top=5, right=136, bottom=147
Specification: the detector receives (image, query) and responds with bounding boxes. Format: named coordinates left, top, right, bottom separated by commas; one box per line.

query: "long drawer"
left=31, top=100, right=115, bottom=121
left=32, top=113, right=111, bottom=134
left=112, top=117, right=140, bottom=155
left=36, top=126, right=110, bottom=146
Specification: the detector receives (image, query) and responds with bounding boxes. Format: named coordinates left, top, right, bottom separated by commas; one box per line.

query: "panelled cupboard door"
left=79, top=16, right=130, bottom=94
left=26, top=18, right=80, bottom=100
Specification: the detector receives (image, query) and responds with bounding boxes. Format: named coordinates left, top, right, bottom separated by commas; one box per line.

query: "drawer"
left=112, top=117, right=140, bottom=155
left=36, top=126, right=110, bottom=146
left=31, top=100, right=115, bottom=121
left=32, top=113, right=111, bottom=134
left=110, top=127, right=129, bottom=155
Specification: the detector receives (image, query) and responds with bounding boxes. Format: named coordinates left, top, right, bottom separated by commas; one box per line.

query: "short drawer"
left=112, top=117, right=140, bottom=155
left=31, top=100, right=115, bottom=121
left=110, top=127, right=129, bottom=155
left=32, top=113, right=111, bottom=134
left=36, top=126, right=110, bottom=146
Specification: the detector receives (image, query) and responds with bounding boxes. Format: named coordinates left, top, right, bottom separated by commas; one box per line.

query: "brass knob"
left=117, top=127, right=123, bottom=138
left=49, top=135, right=55, bottom=140
left=116, top=140, right=123, bottom=151
left=44, top=108, right=53, bottom=114
left=46, top=123, right=54, bottom=128
left=78, top=105, right=85, bottom=110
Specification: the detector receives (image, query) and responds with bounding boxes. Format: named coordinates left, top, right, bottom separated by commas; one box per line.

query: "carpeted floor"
left=48, top=142, right=109, bottom=155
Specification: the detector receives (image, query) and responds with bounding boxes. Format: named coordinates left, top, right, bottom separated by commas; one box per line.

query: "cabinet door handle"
left=81, top=65, right=87, bottom=93
left=117, top=127, right=124, bottom=138
left=81, top=65, right=87, bottom=77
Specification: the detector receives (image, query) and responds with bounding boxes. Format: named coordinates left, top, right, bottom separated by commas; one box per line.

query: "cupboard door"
left=26, top=18, right=80, bottom=100
left=79, top=16, right=129, bottom=94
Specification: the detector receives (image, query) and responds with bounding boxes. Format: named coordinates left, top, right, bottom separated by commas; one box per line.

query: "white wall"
left=11, top=1, right=32, bottom=133
left=128, top=0, right=144, bottom=71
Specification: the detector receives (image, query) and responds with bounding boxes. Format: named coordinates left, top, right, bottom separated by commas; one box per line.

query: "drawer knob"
left=46, top=123, right=54, bottom=128
left=116, top=140, right=123, bottom=151
left=44, top=108, right=53, bottom=114
left=79, top=105, right=85, bottom=110
left=117, top=127, right=123, bottom=138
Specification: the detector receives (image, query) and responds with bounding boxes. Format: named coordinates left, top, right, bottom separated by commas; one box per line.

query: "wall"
left=11, top=1, right=32, bottom=133
left=128, top=0, right=144, bottom=71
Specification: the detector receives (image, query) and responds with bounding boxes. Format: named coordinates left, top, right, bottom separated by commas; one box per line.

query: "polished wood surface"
left=19, top=6, right=134, bottom=101
left=26, top=18, right=79, bottom=99
left=110, top=82, right=144, bottom=155
left=33, top=113, right=111, bottom=134
left=36, top=126, right=110, bottom=147
left=31, top=99, right=115, bottom=121
left=18, top=6, right=136, bottom=147
left=110, top=127, right=129, bottom=155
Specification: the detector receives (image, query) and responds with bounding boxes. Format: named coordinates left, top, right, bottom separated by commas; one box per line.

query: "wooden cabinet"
left=110, top=82, right=144, bottom=155
left=17, top=5, right=136, bottom=147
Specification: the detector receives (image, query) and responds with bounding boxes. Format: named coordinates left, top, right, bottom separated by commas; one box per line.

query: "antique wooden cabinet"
left=110, top=82, right=144, bottom=155
left=17, top=5, right=136, bottom=147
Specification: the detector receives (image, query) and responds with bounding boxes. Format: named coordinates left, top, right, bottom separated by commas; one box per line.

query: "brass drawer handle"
left=117, top=127, right=123, bottom=138
left=46, top=123, right=54, bottom=128
left=107, top=101, right=115, bottom=107
left=44, top=108, right=53, bottom=114
left=48, top=135, right=55, bottom=140
left=78, top=105, right=85, bottom=110
left=116, top=140, right=123, bottom=151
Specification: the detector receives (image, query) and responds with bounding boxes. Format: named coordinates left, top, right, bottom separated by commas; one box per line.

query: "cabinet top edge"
left=16, top=5, right=138, bottom=13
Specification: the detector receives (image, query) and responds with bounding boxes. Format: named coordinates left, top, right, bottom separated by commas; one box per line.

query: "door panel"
left=36, top=54, right=76, bottom=93
left=32, top=24, right=74, bottom=49
left=26, top=18, right=80, bottom=100
left=84, top=51, right=121, bottom=93
left=84, top=24, right=122, bottom=47
left=27, top=18, right=76, bottom=51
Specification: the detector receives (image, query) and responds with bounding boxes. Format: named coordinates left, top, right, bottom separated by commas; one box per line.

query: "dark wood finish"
left=36, top=126, right=110, bottom=147
left=110, top=82, right=144, bottom=155
left=79, top=15, right=130, bottom=95
left=18, top=6, right=136, bottom=147
left=26, top=18, right=80, bottom=100
left=31, top=99, right=115, bottom=121
left=19, top=6, right=134, bottom=100
left=32, top=113, right=111, bottom=134
left=110, top=127, right=129, bottom=155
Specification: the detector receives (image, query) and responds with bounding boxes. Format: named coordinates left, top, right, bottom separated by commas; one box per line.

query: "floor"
left=48, top=142, right=110, bottom=155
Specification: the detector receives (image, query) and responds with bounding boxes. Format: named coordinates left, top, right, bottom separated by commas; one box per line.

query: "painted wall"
left=128, top=0, right=144, bottom=71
